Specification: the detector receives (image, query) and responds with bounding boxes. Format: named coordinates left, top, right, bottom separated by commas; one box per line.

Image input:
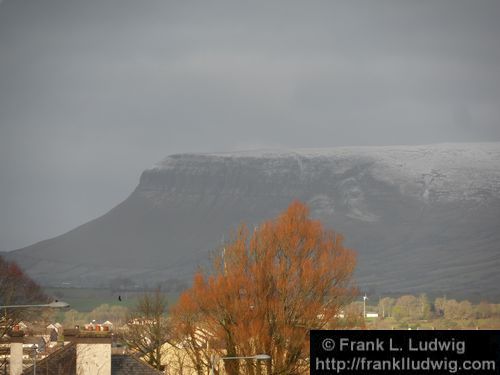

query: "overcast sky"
left=1, top=0, right=500, bottom=251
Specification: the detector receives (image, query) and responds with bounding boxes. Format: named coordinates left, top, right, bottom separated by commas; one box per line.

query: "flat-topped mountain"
left=5, top=143, right=500, bottom=298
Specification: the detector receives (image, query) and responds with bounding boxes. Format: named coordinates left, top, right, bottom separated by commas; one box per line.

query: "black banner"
left=311, top=330, right=500, bottom=374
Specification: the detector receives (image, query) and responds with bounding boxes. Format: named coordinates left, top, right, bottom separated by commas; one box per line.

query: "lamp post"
left=210, top=354, right=271, bottom=375
left=31, top=344, right=37, bottom=375
left=1, top=301, right=70, bottom=333
left=363, top=295, right=368, bottom=318
left=0, top=301, right=70, bottom=309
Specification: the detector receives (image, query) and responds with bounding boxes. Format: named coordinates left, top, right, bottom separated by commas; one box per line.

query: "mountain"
left=4, top=143, right=500, bottom=299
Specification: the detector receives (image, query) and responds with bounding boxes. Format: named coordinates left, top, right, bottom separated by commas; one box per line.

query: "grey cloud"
left=1, top=0, right=499, bottom=250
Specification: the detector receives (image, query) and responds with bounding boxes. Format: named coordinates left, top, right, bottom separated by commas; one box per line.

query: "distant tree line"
left=376, top=294, right=500, bottom=321
left=63, top=304, right=129, bottom=327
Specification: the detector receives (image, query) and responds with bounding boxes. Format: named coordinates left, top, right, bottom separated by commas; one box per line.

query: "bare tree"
left=378, top=297, right=395, bottom=318
left=0, top=255, right=48, bottom=337
left=120, top=288, right=171, bottom=370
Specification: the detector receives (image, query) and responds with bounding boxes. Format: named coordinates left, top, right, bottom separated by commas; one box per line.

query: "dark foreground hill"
left=5, top=143, right=500, bottom=299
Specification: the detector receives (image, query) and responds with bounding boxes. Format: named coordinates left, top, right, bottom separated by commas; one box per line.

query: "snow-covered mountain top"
left=155, top=142, right=500, bottom=163
left=151, top=143, right=500, bottom=202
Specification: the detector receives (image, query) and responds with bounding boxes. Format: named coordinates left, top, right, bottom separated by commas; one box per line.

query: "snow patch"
left=150, top=143, right=500, bottom=203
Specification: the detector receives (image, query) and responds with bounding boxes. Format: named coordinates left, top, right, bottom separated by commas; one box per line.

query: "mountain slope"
left=5, top=143, right=500, bottom=298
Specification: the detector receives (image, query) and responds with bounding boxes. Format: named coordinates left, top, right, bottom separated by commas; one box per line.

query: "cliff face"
left=5, top=143, right=500, bottom=298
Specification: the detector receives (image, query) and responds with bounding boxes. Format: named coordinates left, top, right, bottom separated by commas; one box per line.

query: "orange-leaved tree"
left=171, top=201, right=357, bottom=375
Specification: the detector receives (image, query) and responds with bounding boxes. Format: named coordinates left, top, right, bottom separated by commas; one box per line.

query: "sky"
left=1, top=0, right=500, bottom=251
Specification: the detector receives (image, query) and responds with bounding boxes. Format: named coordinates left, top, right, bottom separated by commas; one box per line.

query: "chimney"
left=9, top=332, right=24, bottom=375
left=65, top=329, right=112, bottom=375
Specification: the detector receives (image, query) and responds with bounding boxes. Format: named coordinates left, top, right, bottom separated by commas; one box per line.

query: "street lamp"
left=1, top=301, right=70, bottom=332
left=31, top=344, right=38, bottom=375
left=363, top=295, right=368, bottom=318
left=210, top=354, right=271, bottom=375
left=0, top=301, right=70, bottom=309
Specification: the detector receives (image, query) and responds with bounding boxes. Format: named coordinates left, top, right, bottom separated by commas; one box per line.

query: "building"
left=4, top=329, right=163, bottom=375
